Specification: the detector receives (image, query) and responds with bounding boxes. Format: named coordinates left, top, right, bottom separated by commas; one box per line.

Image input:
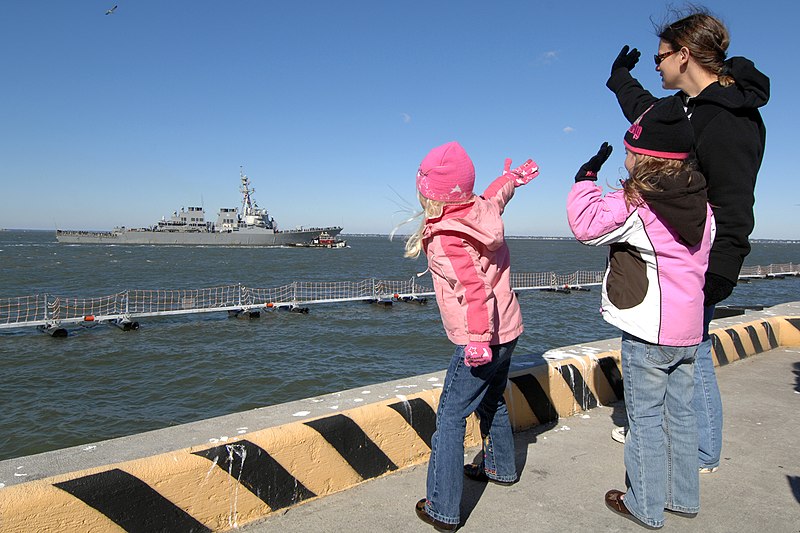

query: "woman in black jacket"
left=605, top=6, right=769, bottom=486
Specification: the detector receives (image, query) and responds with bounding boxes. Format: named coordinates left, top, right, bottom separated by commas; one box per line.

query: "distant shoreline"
left=2, top=229, right=798, bottom=244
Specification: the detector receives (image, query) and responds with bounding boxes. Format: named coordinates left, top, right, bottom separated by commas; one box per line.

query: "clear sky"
left=0, top=1, right=796, bottom=238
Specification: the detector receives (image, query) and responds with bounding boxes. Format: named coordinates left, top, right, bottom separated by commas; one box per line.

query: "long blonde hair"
left=402, top=194, right=473, bottom=258
left=622, top=153, right=701, bottom=207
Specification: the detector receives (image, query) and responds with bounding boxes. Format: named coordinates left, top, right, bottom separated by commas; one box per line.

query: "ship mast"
left=240, top=166, right=256, bottom=216
left=239, top=166, right=275, bottom=229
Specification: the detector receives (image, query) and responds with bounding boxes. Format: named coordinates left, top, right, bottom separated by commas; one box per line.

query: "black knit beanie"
left=624, top=95, right=694, bottom=160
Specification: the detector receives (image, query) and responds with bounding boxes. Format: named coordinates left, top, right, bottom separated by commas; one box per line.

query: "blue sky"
left=0, top=1, right=796, bottom=238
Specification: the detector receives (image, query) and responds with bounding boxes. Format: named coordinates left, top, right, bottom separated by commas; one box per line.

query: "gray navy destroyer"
left=56, top=169, right=343, bottom=246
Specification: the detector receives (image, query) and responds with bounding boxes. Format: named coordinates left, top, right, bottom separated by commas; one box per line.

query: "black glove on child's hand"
left=575, top=142, right=613, bottom=182
left=703, top=272, right=735, bottom=307
left=611, top=45, right=640, bottom=74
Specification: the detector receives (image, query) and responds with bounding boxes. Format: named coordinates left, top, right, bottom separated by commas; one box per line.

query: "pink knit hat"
left=416, top=141, right=475, bottom=202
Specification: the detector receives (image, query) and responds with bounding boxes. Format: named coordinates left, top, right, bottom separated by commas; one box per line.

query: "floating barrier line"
left=1, top=263, right=797, bottom=332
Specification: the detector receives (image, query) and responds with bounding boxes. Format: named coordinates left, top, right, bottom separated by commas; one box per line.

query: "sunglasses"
left=654, top=49, right=677, bottom=65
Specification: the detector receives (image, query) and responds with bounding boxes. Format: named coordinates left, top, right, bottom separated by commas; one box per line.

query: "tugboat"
left=294, top=231, right=347, bottom=248
left=56, top=169, right=343, bottom=246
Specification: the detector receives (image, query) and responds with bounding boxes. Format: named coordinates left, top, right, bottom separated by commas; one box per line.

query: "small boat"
left=294, top=231, right=347, bottom=248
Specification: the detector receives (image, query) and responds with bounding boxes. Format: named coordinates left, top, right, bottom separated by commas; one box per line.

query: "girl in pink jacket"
left=567, top=96, right=714, bottom=529
left=406, top=141, right=539, bottom=531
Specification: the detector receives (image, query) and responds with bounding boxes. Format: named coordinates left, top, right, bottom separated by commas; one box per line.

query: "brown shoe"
left=604, top=490, right=662, bottom=530
left=463, top=463, right=516, bottom=486
left=415, top=499, right=459, bottom=531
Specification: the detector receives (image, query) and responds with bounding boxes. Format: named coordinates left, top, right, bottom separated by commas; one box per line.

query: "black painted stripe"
left=762, top=321, right=779, bottom=349
left=786, top=318, right=800, bottom=336
left=744, top=325, right=764, bottom=353
left=559, top=364, right=598, bottom=410
left=725, top=329, right=748, bottom=359
left=509, top=374, right=558, bottom=423
left=597, top=356, right=624, bottom=400
left=710, top=333, right=729, bottom=366
left=54, top=468, right=211, bottom=533
left=388, top=398, right=436, bottom=449
left=193, top=440, right=315, bottom=511
left=305, top=414, right=398, bottom=480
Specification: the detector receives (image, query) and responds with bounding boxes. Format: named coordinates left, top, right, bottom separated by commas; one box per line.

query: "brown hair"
left=623, top=153, right=702, bottom=207
left=655, top=6, right=735, bottom=87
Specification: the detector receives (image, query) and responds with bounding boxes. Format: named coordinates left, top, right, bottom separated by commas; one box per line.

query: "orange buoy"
left=393, top=293, right=400, bottom=299
left=84, top=315, right=95, bottom=322
left=267, top=303, right=274, bottom=308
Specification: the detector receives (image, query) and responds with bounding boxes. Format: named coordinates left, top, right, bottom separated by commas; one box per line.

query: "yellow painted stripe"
left=773, top=316, right=800, bottom=346
left=0, top=480, right=124, bottom=533
left=248, top=421, right=362, bottom=497
left=120, top=450, right=269, bottom=531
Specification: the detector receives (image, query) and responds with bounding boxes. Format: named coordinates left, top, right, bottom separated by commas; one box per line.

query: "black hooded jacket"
left=640, top=171, right=708, bottom=248
left=607, top=57, right=770, bottom=284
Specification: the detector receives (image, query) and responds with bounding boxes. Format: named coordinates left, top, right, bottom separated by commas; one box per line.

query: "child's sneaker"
left=611, top=426, right=628, bottom=443
left=699, top=466, right=719, bottom=474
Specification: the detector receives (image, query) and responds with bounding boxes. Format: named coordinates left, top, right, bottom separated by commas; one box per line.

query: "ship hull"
left=56, top=227, right=343, bottom=246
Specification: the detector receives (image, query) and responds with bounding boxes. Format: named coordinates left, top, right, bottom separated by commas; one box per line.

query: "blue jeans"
left=424, top=338, right=518, bottom=525
left=693, top=304, right=723, bottom=469
left=621, top=333, right=700, bottom=528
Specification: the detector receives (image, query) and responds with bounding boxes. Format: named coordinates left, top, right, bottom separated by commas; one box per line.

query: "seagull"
left=105, top=5, right=118, bottom=15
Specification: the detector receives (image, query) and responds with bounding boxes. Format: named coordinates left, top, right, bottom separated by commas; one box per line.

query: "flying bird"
left=105, top=5, right=118, bottom=15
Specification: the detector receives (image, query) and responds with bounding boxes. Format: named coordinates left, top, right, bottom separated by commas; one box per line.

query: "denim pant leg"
left=621, top=334, right=697, bottom=528
left=663, top=353, right=700, bottom=514
left=693, top=305, right=723, bottom=468
left=425, top=339, right=517, bottom=525
left=475, top=339, right=518, bottom=482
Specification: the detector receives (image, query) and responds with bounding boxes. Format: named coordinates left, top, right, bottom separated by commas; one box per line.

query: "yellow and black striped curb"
left=506, top=315, right=800, bottom=431
left=0, top=391, right=482, bottom=532
left=1, top=316, right=797, bottom=532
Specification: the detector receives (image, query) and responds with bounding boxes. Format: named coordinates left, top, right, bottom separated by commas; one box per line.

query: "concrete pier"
left=1, top=302, right=798, bottom=532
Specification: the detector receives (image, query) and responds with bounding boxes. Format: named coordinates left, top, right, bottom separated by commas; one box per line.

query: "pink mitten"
left=505, top=158, right=540, bottom=186
left=464, top=341, right=492, bottom=367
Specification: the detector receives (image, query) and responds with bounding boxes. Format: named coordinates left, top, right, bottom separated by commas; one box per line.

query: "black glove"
left=611, top=45, right=640, bottom=74
left=703, top=272, right=735, bottom=307
left=575, top=142, right=613, bottom=182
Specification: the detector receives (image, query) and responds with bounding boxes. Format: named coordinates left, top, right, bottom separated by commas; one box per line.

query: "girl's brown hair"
left=623, top=153, right=702, bottom=207
left=656, top=7, right=735, bottom=87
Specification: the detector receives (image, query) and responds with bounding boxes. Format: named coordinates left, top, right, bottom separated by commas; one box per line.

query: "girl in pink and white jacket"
left=567, top=96, right=715, bottom=529
left=406, top=141, right=539, bottom=531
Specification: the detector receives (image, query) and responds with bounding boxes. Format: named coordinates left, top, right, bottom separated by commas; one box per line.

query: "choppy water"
left=1, top=230, right=798, bottom=461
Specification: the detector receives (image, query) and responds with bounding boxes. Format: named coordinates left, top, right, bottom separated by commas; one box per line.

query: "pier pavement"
left=243, top=343, right=800, bottom=532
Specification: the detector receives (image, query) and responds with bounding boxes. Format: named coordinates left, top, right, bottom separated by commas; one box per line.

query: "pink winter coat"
left=567, top=178, right=715, bottom=346
left=422, top=174, right=524, bottom=346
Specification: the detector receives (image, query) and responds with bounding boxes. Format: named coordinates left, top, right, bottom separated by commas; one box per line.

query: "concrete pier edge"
left=1, top=302, right=798, bottom=532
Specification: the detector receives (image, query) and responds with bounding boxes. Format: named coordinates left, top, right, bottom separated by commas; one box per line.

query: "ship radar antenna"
left=240, top=166, right=256, bottom=216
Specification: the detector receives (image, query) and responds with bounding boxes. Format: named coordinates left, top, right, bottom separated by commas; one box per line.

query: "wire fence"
left=1, top=263, right=797, bottom=330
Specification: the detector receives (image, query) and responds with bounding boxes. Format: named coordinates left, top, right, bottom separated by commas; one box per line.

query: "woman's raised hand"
left=611, top=45, right=640, bottom=74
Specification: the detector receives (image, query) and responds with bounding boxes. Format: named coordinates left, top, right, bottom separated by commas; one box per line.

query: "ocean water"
left=1, top=230, right=798, bottom=461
